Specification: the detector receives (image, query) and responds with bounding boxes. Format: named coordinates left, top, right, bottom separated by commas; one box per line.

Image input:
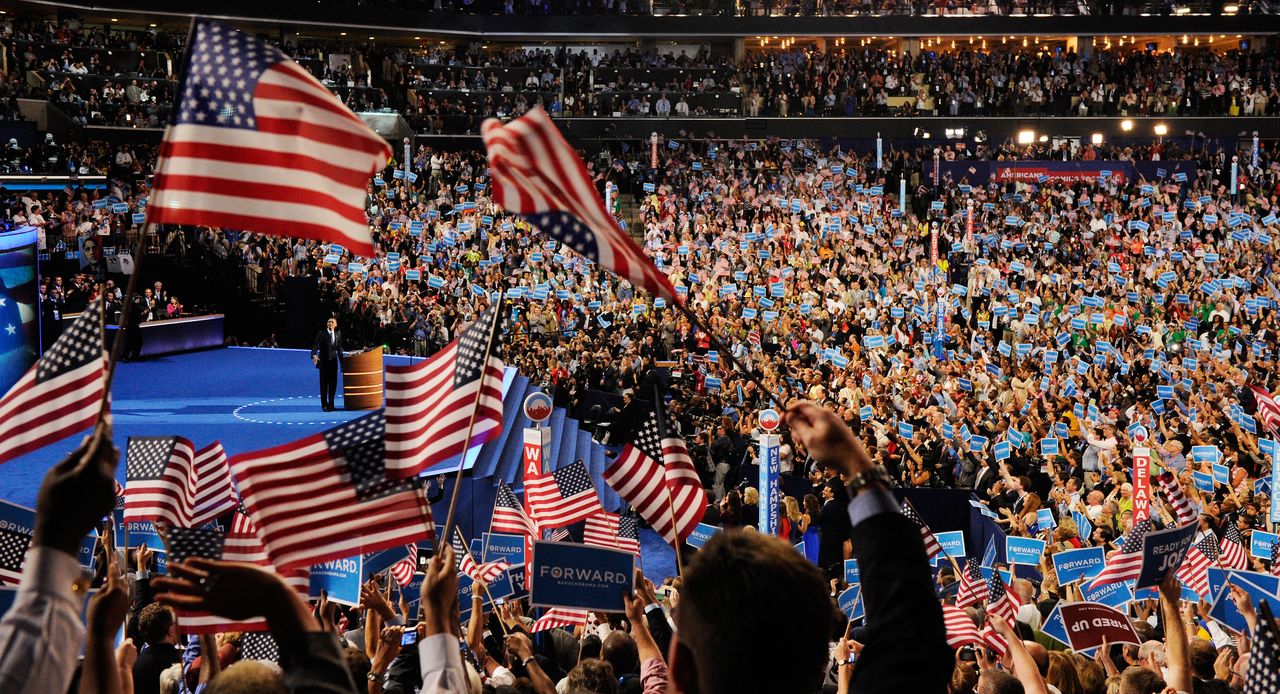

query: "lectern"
left=340, top=347, right=384, bottom=410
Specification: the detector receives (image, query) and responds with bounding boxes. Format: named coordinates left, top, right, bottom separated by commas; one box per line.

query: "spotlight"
left=1017, top=130, right=1035, bottom=145
left=1091, top=133, right=1104, bottom=145
left=1120, top=120, right=1134, bottom=132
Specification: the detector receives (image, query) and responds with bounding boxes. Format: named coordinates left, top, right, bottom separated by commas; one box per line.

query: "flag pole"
left=454, top=528, right=510, bottom=636
left=672, top=299, right=797, bottom=411
left=439, top=293, right=506, bottom=545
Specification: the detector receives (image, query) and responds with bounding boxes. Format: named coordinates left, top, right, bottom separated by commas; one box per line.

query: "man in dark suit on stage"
left=311, top=317, right=344, bottom=411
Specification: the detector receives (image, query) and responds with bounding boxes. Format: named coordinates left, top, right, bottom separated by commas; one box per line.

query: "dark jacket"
left=312, top=328, right=345, bottom=363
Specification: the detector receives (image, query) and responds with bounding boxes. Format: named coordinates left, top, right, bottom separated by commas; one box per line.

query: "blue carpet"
left=1, top=346, right=679, bottom=580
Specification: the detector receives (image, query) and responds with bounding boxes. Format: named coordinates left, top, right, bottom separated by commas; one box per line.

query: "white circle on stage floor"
left=232, top=395, right=357, bottom=426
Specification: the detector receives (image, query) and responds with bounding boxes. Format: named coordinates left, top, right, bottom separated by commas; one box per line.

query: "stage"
left=1, top=346, right=678, bottom=579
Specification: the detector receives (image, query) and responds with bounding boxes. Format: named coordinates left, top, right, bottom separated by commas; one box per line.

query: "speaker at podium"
left=340, top=346, right=384, bottom=410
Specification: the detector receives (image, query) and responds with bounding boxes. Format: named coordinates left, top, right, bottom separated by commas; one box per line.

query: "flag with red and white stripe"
left=985, top=573, right=1019, bottom=625
left=389, top=545, right=419, bottom=588
left=148, top=20, right=390, bottom=258
left=168, top=515, right=310, bottom=633
left=954, top=558, right=989, bottom=609
left=1088, top=519, right=1151, bottom=590
left=1158, top=471, right=1198, bottom=526
left=385, top=299, right=505, bottom=479
left=0, top=298, right=105, bottom=466
left=942, top=605, right=981, bottom=649
left=901, top=499, right=944, bottom=560
left=123, top=436, right=199, bottom=527
left=482, top=108, right=676, bottom=301
left=190, top=441, right=238, bottom=527
left=526, top=461, right=604, bottom=530
left=1220, top=524, right=1249, bottom=571
left=1176, top=534, right=1218, bottom=598
left=604, top=403, right=706, bottom=546
left=229, top=411, right=435, bottom=570
left=530, top=607, right=589, bottom=633
left=453, top=528, right=510, bottom=584
left=1250, top=384, right=1280, bottom=434
left=491, top=481, right=537, bottom=537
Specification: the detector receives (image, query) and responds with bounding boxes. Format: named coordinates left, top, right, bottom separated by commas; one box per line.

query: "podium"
left=340, top=347, right=384, bottom=410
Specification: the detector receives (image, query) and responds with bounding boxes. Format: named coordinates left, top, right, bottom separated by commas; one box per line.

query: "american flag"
left=190, top=441, right=238, bottom=527
left=942, top=605, right=982, bottom=649
left=122, top=436, right=198, bottom=527
left=1089, top=518, right=1152, bottom=589
left=169, top=513, right=310, bottom=633
left=583, top=510, right=621, bottom=549
left=604, top=404, right=706, bottom=546
left=901, top=498, right=944, bottom=560
left=747, top=330, right=761, bottom=348
left=385, top=299, right=505, bottom=479
left=0, top=525, right=31, bottom=585
left=1272, top=542, right=1280, bottom=577
left=0, top=298, right=104, bottom=465
left=1250, top=385, right=1280, bottom=434
left=1176, top=534, right=1219, bottom=598
left=1220, top=524, right=1250, bottom=570
left=980, top=626, right=1009, bottom=658
left=389, top=545, right=418, bottom=588
left=1158, top=471, right=1198, bottom=525
left=529, top=607, right=589, bottom=633
left=547, top=527, right=572, bottom=543
left=491, top=481, right=537, bottom=536
left=985, top=573, right=1018, bottom=625
left=1244, top=600, right=1279, bottom=694
left=148, top=20, right=390, bottom=258
left=113, top=479, right=126, bottom=511
left=526, top=461, right=604, bottom=530
left=228, top=411, right=436, bottom=570
left=955, top=558, right=989, bottom=609
left=453, top=528, right=510, bottom=584
left=482, top=108, right=676, bottom=301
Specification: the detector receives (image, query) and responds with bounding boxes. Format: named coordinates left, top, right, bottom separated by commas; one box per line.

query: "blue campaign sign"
left=934, top=531, right=966, bottom=564
left=363, top=546, right=414, bottom=577
left=1192, top=470, right=1215, bottom=493
left=1209, top=574, right=1280, bottom=634
left=1040, top=602, right=1071, bottom=647
left=1006, top=536, right=1047, bottom=565
left=837, top=585, right=864, bottom=621
left=1083, top=578, right=1135, bottom=609
left=1251, top=530, right=1278, bottom=559
left=310, top=556, right=363, bottom=606
left=1211, top=463, right=1230, bottom=485
left=483, top=533, right=527, bottom=566
left=124, top=519, right=167, bottom=551
left=1040, top=438, right=1059, bottom=456
left=1134, top=521, right=1198, bottom=589
left=1036, top=508, right=1056, bottom=530
left=530, top=541, right=635, bottom=612
left=507, top=565, right=528, bottom=601
left=844, top=559, right=860, bottom=585
left=1052, top=546, right=1106, bottom=584
left=1207, top=568, right=1280, bottom=604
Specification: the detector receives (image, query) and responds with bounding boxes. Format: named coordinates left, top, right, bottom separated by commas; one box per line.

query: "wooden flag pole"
left=440, top=293, right=506, bottom=547
left=454, top=528, right=510, bottom=636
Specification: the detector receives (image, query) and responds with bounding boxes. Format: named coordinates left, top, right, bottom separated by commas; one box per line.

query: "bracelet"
left=845, top=466, right=893, bottom=497
left=522, top=657, right=535, bottom=668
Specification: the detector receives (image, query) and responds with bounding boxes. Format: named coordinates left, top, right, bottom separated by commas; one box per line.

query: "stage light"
left=1017, top=130, right=1035, bottom=145
left=1091, top=133, right=1104, bottom=145
left=1121, top=120, right=1134, bottom=132
left=1154, top=124, right=1168, bottom=136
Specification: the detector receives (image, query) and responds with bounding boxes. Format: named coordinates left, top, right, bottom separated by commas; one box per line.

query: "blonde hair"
left=784, top=496, right=802, bottom=523
left=744, top=487, right=759, bottom=505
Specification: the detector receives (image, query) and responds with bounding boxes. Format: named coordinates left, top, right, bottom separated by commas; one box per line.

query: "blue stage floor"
left=1, top=346, right=678, bottom=580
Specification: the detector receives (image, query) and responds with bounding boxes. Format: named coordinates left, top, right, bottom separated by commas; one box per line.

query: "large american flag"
left=167, top=514, right=311, bottom=633
left=1220, top=523, right=1250, bottom=570
left=985, top=573, right=1019, bottom=625
left=529, top=607, right=589, bottom=633
left=482, top=108, right=676, bottom=301
left=491, top=481, right=537, bottom=537
left=148, top=20, right=390, bottom=258
left=190, top=441, right=238, bottom=526
left=385, top=299, right=505, bottom=479
left=584, top=511, right=642, bottom=556
left=902, top=498, right=944, bottom=560
left=122, top=436, right=198, bottom=526
left=604, top=404, right=706, bottom=546
left=1158, top=471, right=1198, bottom=526
left=1088, top=518, right=1151, bottom=589
left=0, top=298, right=105, bottom=465
left=228, top=410, right=435, bottom=570
left=954, top=558, right=989, bottom=609
left=526, top=461, right=603, bottom=530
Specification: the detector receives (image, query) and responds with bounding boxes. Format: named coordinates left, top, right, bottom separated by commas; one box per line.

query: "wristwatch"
left=521, top=657, right=536, bottom=668
left=845, top=466, right=893, bottom=497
